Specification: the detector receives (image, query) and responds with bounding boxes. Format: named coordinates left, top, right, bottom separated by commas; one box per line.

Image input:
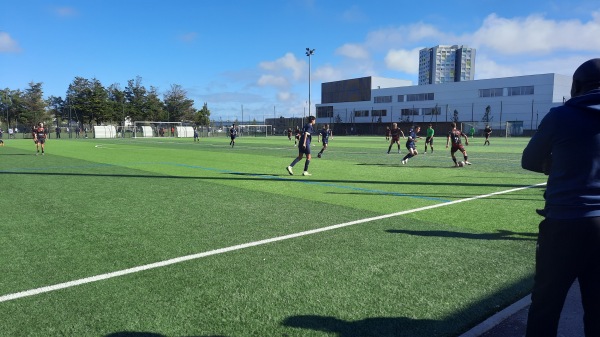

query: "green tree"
left=66, top=77, right=92, bottom=128
left=146, top=86, right=165, bottom=121
left=195, top=102, right=211, bottom=126
left=22, top=82, right=47, bottom=126
left=107, top=83, right=127, bottom=126
left=124, top=76, right=148, bottom=122
left=46, top=95, right=65, bottom=127
left=163, top=84, right=194, bottom=122
left=88, top=78, right=110, bottom=125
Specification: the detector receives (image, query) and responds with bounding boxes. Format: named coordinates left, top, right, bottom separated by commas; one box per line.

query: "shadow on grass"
left=0, top=170, right=544, bottom=189
left=282, top=315, right=438, bottom=337
left=326, top=191, right=542, bottom=202
left=386, top=228, right=537, bottom=241
left=104, top=332, right=226, bottom=337
left=282, top=276, right=534, bottom=337
left=0, top=153, right=34, bottom=156
left=357, top=163, right=463, bottom=169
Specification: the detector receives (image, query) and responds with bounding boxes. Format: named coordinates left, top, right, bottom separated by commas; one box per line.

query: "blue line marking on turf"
left=0, top=161, right=451, bottom=202
left=165, top=162, right=451, bottom=202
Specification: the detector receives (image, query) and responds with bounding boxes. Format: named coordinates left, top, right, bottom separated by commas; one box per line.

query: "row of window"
left=373, top=92, right=436, bottom=104
left=373, top=85, right=534, bottom=104
left=479, top=86, right=534, bottom=98
left=317, top=107, right=443, bottom=118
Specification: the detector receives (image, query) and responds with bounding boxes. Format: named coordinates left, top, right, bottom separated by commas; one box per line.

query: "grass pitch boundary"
left=0, top=182, right=546, bottom=304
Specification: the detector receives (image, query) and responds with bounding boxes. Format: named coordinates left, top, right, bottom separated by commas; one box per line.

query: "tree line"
left=0, top=76, right=210, bottom=129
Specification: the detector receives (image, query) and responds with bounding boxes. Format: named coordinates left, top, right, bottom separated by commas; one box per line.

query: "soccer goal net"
left=132, top=121, right=193, bottom=138
left=505, top=121, right=524, bottom=137
left=238, top=125, right=272, bottom=137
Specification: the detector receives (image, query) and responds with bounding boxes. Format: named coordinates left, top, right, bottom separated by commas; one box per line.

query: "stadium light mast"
left=305, top=48, right=315, bottom=121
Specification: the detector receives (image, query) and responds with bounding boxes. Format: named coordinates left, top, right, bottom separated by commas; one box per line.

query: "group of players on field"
left=0, top=122, right=49, bottom=154
left=385, top=122, right=477, bottom=167
left=284, top=119, right=492, bottom=175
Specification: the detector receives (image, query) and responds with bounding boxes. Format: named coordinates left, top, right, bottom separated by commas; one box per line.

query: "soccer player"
left=483, top=124, right=492, bottom=145
left=294, top=126, right=301, bottom=145
left=387, top=123, right=405, bottom=154
left=445, top=122, right=471, bottom=166
left=317, top=124, right=332, bottom=158
left=34, top=122, right=47, bottom=155
left=424, top=124, right=435, bottom=153
left=287, top=128, right=292, bottom=141
left=385, top=126, right=391, bottom=141
left=229, top=124, right=237, bottom=147
left=287, top=116, right=316, bottom=176
left=193, top=127, right=199, bottom=142
left=401, top=126, right=420, bottom=164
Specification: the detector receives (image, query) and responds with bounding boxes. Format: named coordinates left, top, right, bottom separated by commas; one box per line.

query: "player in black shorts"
left=34, top=122, right=46, bottom=155
left=317, top=124, right=332, bottom=158
left=229, top=124, right=237, bottom=147
left=287, top=116, right=316, bottom=176
left=387, top=123, right=405, bottom=154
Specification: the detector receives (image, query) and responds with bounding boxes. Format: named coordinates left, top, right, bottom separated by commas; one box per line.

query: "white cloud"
left=340, top=5, right=367, bottom=23
left=0, top=32, right=21, bottom=53
left=54, top=6, right=78, bottom=17
left=364, top=22, right=450, bottom=51
left=313, top=65, right=344, bottom=82
left=277, top=91, right=294, bottom=102
left=470, top=12, right=600, bottom=55
left=259, top=52, right=304, bottom=80
left=257, top=74, right=288, bottom=87
left=336, top=43, right=369, bottom=59
left=384, top=47, right=422, bottom=74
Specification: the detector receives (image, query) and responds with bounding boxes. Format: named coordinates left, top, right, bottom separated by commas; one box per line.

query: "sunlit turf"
left=0, top=134, right=545, bottom=336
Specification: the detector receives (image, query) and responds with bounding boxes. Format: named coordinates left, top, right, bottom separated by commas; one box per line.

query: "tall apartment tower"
left=418, top=45, right=476, bottom=85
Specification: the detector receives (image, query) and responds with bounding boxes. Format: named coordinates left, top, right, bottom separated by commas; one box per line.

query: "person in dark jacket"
left=522, top=58, right=600, bottom=337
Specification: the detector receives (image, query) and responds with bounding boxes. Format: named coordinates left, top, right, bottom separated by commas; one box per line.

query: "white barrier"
left=93, top=125, right=117, bottom=139
left=176, top=126, right=194, bottom=138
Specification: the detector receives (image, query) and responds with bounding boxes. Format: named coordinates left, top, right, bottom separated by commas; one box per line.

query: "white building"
left=315, top=73, right=571, bottom=135
left=419, top=45, right=476, bottom=85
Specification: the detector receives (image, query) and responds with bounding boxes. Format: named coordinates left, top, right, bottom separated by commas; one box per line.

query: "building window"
left=479, top=88, right=504, bottom=97
left=316, top=106, right=333, bottom=118
left=374, top=95, right=392, bottom=103
left=371, top=109, right=387, bottom=117
left=406, top=93, right=434, bottom=101
left=354, top=110, right=369, bottom=117
left=401, top=108, right=419, bottom=116
left=422, top=107, right=441, bottom=115
left=508, top=86, right=534, bottom=96
left=397, top=95, right=404, bottom=102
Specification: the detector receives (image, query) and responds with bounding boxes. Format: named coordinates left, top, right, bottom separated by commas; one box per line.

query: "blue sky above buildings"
left=1, top=0, right=599, bottom=122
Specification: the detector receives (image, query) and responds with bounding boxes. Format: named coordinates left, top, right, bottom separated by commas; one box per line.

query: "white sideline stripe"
left=0, top=182, right=546, bottom=303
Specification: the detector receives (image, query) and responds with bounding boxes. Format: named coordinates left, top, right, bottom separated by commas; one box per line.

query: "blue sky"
left=1, top=0, right=600, bottom=122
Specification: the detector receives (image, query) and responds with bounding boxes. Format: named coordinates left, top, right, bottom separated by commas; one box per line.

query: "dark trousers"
left=526, top=217, right=600, bottom=337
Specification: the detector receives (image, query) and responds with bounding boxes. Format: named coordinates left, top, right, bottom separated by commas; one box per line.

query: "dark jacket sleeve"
left=522, top=111, right=555, bottom=174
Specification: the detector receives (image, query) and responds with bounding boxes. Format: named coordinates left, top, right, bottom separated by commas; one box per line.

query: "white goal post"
left=132, top=121, right=193, bottom=138
left=237, top=125, right=273, bottom=137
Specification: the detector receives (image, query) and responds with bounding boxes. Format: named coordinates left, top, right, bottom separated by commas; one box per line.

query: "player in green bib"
left=424, top=124, right=435, bottom=153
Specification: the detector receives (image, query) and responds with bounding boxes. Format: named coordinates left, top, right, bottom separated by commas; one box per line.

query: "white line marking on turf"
left=0, top=182, right=546, bottom=303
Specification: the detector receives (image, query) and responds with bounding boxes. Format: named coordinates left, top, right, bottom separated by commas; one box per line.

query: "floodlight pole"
left=305, top=48, right=315, bottom=122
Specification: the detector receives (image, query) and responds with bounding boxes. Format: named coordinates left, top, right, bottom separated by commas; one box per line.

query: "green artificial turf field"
left=0, top=134, right=545, bottom=337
